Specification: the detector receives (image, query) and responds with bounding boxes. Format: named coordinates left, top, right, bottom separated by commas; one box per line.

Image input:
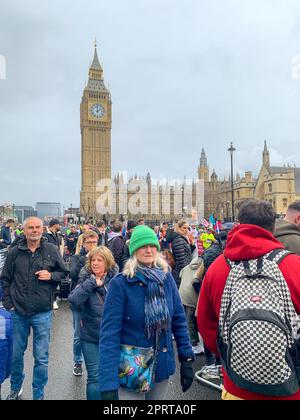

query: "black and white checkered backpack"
left=218, top=249, right=300, bottom=397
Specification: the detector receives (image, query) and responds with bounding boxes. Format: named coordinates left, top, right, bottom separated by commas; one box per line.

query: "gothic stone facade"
left=199, top=141, right=300, bottom=220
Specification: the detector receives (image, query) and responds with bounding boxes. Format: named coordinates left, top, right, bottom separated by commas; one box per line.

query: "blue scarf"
left=136, top=266, right=171, bottom=339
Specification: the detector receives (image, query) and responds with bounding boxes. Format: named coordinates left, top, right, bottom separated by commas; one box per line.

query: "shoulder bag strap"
left=266, top=249, right=292, bottom=265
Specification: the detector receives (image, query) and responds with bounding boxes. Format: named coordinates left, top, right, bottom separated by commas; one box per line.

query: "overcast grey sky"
left=1, top=0, right=300, bottom=209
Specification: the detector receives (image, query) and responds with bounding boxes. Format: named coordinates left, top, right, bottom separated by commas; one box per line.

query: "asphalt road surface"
left=2, top=300, right=220, bottom=401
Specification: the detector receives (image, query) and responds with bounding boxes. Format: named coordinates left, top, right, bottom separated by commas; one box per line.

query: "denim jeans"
left=11, top=310, right=52, bottom=400
left=81, top=340, right=101, bottom=400
left=72, top=310, right=83, bottom=364
left=204, top=346, right=221, bottom=366
left=184, top=306, right=199, bottom=346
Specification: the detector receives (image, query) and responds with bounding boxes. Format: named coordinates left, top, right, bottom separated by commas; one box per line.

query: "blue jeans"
left=11, top=310, right=52, bottom=400
left=72, top=310, right=83, bottom=364
left=81, top=340, right=101, bottom=400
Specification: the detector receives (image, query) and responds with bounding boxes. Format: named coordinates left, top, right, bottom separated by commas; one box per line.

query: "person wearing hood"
left=274, top=201, right=300, bottom=255
left=169, top=220, right=196, bottom=287
left=197, top=200, right=300, bottom=400
left=0, top=217, right=66, bottom=400
left=68, top=246, right=118, bottom=400
left=99, top=225, right=194, bottom=401
left=107, top=221, right=125, bottom=271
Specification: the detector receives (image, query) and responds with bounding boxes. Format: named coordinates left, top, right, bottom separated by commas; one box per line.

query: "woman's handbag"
left=118, top=332, right=159, bottom=393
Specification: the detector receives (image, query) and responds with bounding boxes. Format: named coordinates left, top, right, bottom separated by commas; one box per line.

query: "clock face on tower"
left=90, top=103, right=105, bottom=118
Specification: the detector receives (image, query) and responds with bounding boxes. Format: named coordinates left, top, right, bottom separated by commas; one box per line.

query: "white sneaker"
left=192, top=342, right=205, bottom=355
left=53, top=300, right=59, bottom=310
left=199, top=365, right=220, bottom=380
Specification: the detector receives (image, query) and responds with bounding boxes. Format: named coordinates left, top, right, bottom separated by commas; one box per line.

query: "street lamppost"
left=225, top=201, right=230, bottom=221
left=181, top=185, right=184, bottom=217
left=228, top=142, right=236, bottom=222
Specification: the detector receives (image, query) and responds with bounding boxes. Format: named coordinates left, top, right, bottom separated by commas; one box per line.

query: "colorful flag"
left=209, top=214, right=216, bottom=226
left=201, top=218, right=210, bottom=228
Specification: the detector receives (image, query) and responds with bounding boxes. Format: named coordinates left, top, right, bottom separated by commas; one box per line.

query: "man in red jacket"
left=197, top=200, right=300, bottom=400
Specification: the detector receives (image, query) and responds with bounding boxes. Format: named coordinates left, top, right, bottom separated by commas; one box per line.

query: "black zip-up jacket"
left=43, top=231, right=62, bottom=248
left=68, top=265, right=119, bottom=343
left=169, top=232, right=195, bottom=287
left=107, top=235, right=125, bottom=272
left=65, top=232, right=79, bottom=254
left=0, top=237, right=67, bottom=316
left=1, top=226, right=12, bottom=245
left=69, top=248, right=88, bottom=312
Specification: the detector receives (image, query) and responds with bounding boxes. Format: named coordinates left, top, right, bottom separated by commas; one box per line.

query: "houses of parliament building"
left=80, top=46, right=300, bottom=222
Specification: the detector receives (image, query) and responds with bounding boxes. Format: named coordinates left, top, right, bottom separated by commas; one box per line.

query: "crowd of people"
left=1, top=199, right=300, bottom=400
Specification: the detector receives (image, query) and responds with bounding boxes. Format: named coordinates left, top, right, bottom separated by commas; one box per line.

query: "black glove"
left=101, top=390, right=119, bottom=400
left=180, top=361, right=194, bottom=393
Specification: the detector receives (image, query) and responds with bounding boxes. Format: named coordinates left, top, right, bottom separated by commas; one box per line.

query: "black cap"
left=127, top=220, right=137, bottom=231
left=49, top=219, right=61, bottom=227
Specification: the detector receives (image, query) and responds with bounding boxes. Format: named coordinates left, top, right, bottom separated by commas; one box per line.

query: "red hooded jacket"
left=197, top=224, right=300, bottom=400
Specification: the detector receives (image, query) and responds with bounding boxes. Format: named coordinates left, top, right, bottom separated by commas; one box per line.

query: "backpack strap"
left=265, top=249, right=292, bottom=265
left=242, top=257, right=264, bottom=277
left=225, top=257, right=240, bottom=269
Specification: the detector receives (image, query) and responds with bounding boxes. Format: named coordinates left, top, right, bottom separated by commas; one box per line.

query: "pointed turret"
left=198, top=148, right=209, bottom=182
left=146, top=172, right=151, bottom=186
left=211, top=170, right=218, bottom=181
left=263, top=140, right=270, bottom=168
left=85, top=41, right=109, bottom=93
left=89, top=42, right=103, bottom=80
left=200, top=148, right=208, bottom=168
left=91, top=40, right=102, bottom=71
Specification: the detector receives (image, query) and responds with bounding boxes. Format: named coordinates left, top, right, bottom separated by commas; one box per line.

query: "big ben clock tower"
left=80, top=42, right=112, bottom=220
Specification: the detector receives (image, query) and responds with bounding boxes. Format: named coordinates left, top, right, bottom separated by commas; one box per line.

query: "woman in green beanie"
left=99, top=225, right=194, bottom=401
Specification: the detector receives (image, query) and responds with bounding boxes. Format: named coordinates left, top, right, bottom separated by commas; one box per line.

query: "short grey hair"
left=23, top=217, right=43, bottom=228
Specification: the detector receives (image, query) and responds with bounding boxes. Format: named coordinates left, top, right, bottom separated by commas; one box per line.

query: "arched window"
left=268, top=183, right=272, bottom=193
left=283, top=198, right=288, bottom=208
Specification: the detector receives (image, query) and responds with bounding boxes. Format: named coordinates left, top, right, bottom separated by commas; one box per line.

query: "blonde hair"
left=175, top=219, right=188, bottom=233
left=123, top=254, right=169, bottom=278
left=82, top=230, right=99, bottom=243
left=86, top=246, right=116, bottom=273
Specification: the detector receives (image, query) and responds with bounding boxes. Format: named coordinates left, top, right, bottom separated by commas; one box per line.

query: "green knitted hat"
left=129, top=225, right=161, bottom=256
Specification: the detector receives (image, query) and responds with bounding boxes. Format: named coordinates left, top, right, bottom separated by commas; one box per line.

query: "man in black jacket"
left=0, top=217, right=66, bottom=400
left=0, top=219, right=14, bottom=246
left=65, top=225, right=79, bottom=255
left=43, top=219, right=64, bottom=308
left=107, top=221, right=125, bottom=271
left=43, top=219, right=62, bottom=248
left=122, top=220, right=137, bottom=268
